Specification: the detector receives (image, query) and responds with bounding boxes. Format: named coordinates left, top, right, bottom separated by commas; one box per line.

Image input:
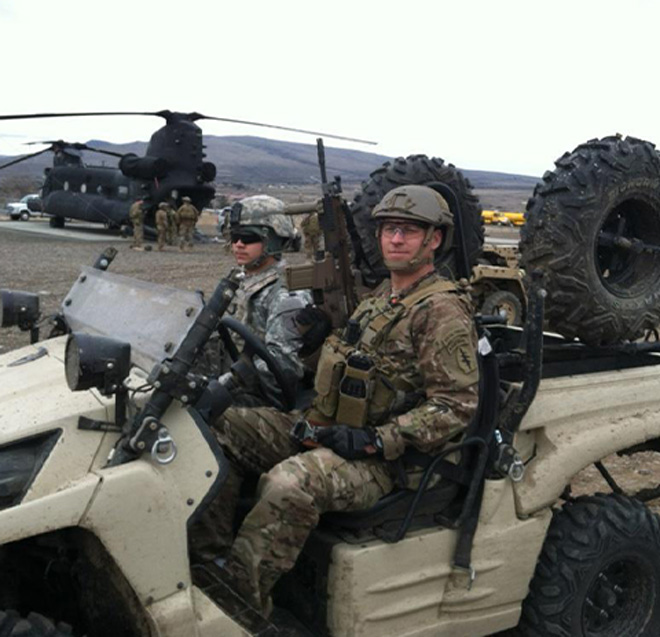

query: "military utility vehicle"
left=470, top=245, right=525, bottom=326
left=2, top=138, right=660, bottom=637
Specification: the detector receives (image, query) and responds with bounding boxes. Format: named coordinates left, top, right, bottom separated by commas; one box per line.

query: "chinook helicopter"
left=0, top=110, right=374, bottom=230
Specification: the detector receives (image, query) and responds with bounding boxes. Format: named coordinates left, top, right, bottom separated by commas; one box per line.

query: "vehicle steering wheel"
left=217, top=316, right=296, bottom=411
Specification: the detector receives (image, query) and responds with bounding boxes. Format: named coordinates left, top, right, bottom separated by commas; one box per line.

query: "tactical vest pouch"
left=313, top=340, right=346, bottom=418
left=368, top=375, right=399, bottom=424
left=335, top=352, right=375, bottom=427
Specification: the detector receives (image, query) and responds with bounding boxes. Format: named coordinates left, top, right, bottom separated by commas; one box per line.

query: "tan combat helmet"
left=372, top=185, right=454, bottom=271
left=182, top=196, right=192, bottom=203
left=230, top=195, right=297, bottom=268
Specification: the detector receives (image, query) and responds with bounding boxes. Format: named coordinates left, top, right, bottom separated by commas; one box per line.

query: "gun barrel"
left=282, top=201, right=320, bottom=215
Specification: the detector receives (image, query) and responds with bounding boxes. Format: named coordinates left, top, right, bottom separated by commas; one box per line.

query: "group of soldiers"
left=187, top=187, right=479, bottom=619
left=128, top=196, right=200, bottom=251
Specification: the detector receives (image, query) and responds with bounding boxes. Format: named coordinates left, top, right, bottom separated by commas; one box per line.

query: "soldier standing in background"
left=155, top=202, right=169, bottom=251
left=214, top=185, right=480, bottom=616
left=165, top=202, right=177, bottom=246
left=128, top=198, right=145, bottom=251
left=176, top=196, right=199, bottom=250
left=300, top=210, right=322, bottom=259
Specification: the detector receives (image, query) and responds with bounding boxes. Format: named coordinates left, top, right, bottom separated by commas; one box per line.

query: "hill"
left=0, top=135, right=539, bottom=189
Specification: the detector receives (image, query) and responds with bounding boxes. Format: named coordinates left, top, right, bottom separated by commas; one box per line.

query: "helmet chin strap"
left=380, top=225, right=436, bottom=272
left=244, top=251, right=270, bottom=271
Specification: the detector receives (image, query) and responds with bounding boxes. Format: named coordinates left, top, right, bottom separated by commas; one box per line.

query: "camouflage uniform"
left=215, top=271, right=479, bottom=614
left=300, top=211, right=322, bottom=259
left=155, top=205, right=168, bottom=251
left=189, top=262, right=312, bottom=560
left=226, top=261, right=311, bottom=401
left=128, top=200, right=144, bottom=250
left=165, top=204, right=177, bottom=245
left=176, top=200, right=199, bottom=250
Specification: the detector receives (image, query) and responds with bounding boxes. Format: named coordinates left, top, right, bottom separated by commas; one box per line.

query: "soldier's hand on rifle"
left=316, top=425, right=383, bottom=460
left=295, top=305, right=332, bottom=356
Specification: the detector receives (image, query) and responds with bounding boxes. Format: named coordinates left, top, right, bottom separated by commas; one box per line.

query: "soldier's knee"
left=259, top=461, right=308, bottom=501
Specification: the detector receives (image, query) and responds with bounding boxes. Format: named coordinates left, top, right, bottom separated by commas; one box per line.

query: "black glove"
left=295, top=305, right=332, bottom=357
left=316, top=425, right=381, bottom=460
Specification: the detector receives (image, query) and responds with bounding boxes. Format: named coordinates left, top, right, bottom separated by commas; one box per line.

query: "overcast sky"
left=0, top=0, right=657, bottom=177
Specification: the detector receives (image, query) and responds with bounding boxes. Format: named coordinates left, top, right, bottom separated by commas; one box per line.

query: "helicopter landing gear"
left=49, top=216, right=65, bottom=229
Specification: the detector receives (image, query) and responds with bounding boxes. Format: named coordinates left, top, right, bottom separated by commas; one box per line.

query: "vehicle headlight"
left=0, top=290, right=40, bottom=329
left=0, top=431, right=60, bottom=510
left=65, top=333, right=131, bottom=395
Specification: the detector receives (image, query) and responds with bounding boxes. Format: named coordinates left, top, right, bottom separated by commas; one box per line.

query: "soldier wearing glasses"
left=213, top=185, right=480, bottom=616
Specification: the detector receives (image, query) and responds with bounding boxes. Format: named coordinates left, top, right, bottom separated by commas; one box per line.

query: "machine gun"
left=284, top=138, right=360, bottom=328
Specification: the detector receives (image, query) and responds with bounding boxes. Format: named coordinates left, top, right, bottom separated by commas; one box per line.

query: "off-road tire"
left=0, top=610, right=73, bottom=636
left=19, top=211, right=29, bottom=222
left=481, top=290, right=523, bottom=326
left=349, top=155, right=484, bottom=286
left=516, top=494, right=660, bottom=637
left=520, top=135, right=660, bottom=345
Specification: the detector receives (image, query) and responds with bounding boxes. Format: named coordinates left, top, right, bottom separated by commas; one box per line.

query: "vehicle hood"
left=0, top=336, right=108, bottom=446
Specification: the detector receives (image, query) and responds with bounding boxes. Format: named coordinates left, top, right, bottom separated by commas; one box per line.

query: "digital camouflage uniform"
left=155, top=205, right=168, bottom=250
left=189, top=261, right=312, bottom=560
left=300, top=211, right=322, bottom=259
left=128, top=200, right=144, bottom=249
left=216, top=271, right=479, bottom=614
left=176, top=201, right=199, bottom=250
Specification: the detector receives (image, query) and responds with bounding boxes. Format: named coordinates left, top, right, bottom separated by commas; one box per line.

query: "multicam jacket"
left=310, top=271, right=479, bottom=461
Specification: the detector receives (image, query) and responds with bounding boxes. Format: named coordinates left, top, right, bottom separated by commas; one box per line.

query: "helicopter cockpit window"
left=80, top=184, right=87, bottom=193
left=117, top=186, right=128, bottom=199
left=63, top=181, right=69, bottom=191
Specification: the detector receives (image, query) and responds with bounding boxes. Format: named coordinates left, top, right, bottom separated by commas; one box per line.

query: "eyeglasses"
left=380, top=223, right=426, bottom=239
left=230, top=232, right=262, bottom=245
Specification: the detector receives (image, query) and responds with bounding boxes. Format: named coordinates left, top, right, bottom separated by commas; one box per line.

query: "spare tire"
left=349, top=155, right=484, bottom=286
left=520, top=135, right=660, bottom=345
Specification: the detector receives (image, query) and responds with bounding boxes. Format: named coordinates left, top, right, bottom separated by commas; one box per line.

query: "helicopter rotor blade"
left=192, top=113, right=377, bottom=145
left=25, top=139, right=125, bottom=159
left=0, top=111, right=377, bottom=145
left=0, top=147, right=53, bottom=170
left=0, top=111, right=159, bottom=122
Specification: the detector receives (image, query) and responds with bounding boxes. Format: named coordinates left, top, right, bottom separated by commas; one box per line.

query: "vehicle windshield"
left=62, top=266, right=204, bottom=372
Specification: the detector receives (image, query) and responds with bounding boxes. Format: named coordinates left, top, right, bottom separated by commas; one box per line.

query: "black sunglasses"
left=230, top=232, right=262, bottom=245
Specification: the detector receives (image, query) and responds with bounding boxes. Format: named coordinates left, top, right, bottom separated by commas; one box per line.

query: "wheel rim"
left=582, top=553, right=655, bottom=636
left=494, top=299, right=518, bottom=324
left=596, top=198, right=660, bottom=298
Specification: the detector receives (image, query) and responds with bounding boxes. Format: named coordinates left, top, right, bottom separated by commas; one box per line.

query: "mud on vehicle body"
left=3, top=147, right=660, bottom=636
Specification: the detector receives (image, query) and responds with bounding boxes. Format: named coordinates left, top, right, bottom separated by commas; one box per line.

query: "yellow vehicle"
left=481, top=210, right=496, bottom=224
left=482, top=210, right=525, bottom=227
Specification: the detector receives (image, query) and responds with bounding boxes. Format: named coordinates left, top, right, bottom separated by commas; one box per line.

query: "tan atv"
left=3, top=140, right=660, bottom=637
left=471, top=245, right=526, bottom=326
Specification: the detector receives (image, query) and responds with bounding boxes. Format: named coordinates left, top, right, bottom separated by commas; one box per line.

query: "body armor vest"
left=309, top=277, right=459, bottom=428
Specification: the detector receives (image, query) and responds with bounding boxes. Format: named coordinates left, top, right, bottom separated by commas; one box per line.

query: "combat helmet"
left=372, top=185, right=454, bottom=271
left=230, top=195, right=297, bottom=267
